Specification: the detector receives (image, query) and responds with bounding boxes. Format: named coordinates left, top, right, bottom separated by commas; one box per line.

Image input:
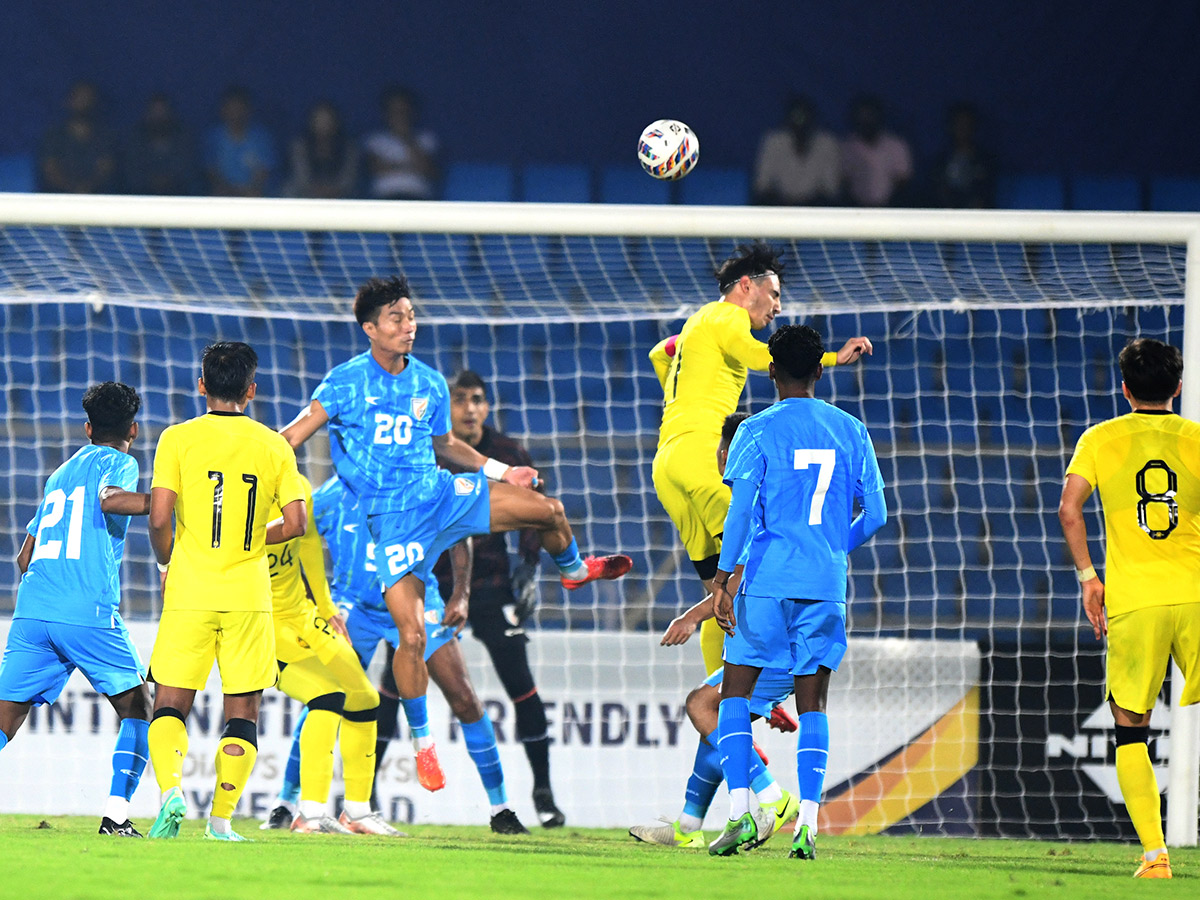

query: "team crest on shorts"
left=411, top=397, right=429, bottom=420
left=454, top=476, right=475, bottom=495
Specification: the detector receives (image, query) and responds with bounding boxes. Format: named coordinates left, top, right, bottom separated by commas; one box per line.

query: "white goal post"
left=0, top=192, right=1196, bottom=842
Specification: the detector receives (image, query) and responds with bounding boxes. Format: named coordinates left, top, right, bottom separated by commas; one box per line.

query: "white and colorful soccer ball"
left=638, top=119, right=699, bottom=180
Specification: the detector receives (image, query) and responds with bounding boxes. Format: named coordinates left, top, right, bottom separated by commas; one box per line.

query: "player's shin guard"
left=298, top=706, right=341, bottom=804
left=340, top=707, right=378, bottom=806
left=683, top=738, right=723, bottom=826
left=716, top=698, right=753, bottom=818
left=462, top=715, right=507, bottom=807
left=796, top=711, right=829, bottom=833
left=110, top=717, right=150, bottom=805
left=211, top=718, right=258, bottom=822
left=1115, top=725, right=1166, bottom=855
left=148, top=708, right=189, bottom=793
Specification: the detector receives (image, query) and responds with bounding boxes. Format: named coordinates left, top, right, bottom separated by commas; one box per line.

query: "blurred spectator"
left=840, top=95, right=913, bottom=206
left=38, top=80, right=118, bottom=193
left=285, top=100, right=359, bottom=199
left=364, top=86, right=439, bottom=200
left=204, top=86, right=277, bottom=196
left=124, top=94, right=198, bottom=196
left=933, top=102, right=994, bottom=208
left=752, top=96, right=840, bottom=205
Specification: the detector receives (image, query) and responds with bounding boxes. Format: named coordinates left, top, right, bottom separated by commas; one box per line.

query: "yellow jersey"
left=267, top=474, right=338, bottom=620
left=650, top=300, right=837, bottom=450
left=152, top=411, right=306, bottom=612
left=1066, top=410, right=1200, bottom=616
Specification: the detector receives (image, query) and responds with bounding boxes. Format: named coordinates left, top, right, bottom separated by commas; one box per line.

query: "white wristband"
left=482, top=457, right=510, bottom=481
left=1076, top=566, right=1097, bottom=583
left=156, top=562, right=169, bottom=574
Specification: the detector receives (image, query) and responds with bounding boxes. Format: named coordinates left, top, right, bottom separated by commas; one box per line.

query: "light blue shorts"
left=722, top=593, right=847, bottom=677
left=366, top=472, right=491, bottom=590
left=0, top=617, right=145, bottom=705
left=345, top=601, right=459, bottom=668
left=703, top=664, right=794, bottom=718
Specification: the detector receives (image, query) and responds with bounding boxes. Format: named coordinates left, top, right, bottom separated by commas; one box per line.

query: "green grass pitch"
left=1, top=815, right=1194, bottom=900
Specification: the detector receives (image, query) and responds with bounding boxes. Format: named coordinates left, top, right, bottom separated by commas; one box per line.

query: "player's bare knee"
left=450, top=688, right=484, bottom=723
left=685, top=685, right=713, bottom=728
left=399, top=628, right=426, bottom=655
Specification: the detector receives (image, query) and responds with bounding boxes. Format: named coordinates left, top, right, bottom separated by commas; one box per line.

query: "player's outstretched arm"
left=267, top=499, right=308, bottom=544
left=432, top=431, right=538, bottom=490
left=280, top=399, right=330, bottom=449
left=648, top=335, right=677, bottom=389
left=1058, top=473, right=1106, bottom=639
left=661, top=595, right=713, bottom=646
left=442, top=539, right=473, bottom=634
left=833, top=336, right=873, bottom=365
left=99, top=486, right=151, bottom=516
left=16, top=534, right=34, bottom=575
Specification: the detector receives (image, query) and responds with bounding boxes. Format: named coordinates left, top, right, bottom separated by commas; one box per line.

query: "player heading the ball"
left=280, top=275, right=633, bottom=787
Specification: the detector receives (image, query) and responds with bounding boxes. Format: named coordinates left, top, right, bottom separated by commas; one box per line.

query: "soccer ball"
left=638, top=119, right=700, bottom=180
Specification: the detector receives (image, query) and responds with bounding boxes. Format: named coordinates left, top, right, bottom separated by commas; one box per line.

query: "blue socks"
left=716, top=698, right=753, bottom=818
left=796, top=711, right=830, bottom=803
left=109, top=717, right=149, bottom=802
left=461, top=715, right=506, bottom=806
left=748, top=752, right=774, bottom=794
left=400, top=696, right=430, bottom=739
left=550, top=539, right=585, bottom=578
left=683, top=738, right=722, bottom=822
left=280, top=707, right=307, bottom=805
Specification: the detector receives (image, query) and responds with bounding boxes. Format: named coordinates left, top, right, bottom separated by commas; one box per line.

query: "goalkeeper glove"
left=511, top=561, right=540, bottom=624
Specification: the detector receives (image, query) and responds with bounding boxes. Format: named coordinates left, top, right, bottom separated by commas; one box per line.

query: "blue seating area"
left=3, top=150, right=1195, bottom=209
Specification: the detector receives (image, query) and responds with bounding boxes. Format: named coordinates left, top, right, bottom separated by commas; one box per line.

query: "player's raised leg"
left=487, top=481, right=631, bottom=589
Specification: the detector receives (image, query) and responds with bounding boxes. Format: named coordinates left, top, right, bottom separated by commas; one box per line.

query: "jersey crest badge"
left=454, top=476, right=475, bottom=496
left=411, top=397, right=429, bottom=420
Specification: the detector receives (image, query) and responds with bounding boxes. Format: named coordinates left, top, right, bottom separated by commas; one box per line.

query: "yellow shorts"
left=149, top=609, right=277, bottom=694
left=274, top=608, right=378, bottom=712
left=653, top=434, right=730, bottom=562
left=1107, top=602, right=1200, bottom=714
left=274, top=607, right=344, bottom=667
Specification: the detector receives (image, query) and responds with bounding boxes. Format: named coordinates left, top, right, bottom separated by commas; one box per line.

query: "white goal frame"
left=0, top=192, right=1197, bottom=845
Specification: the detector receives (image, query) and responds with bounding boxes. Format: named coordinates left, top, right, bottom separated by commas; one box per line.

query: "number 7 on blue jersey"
left=794, top=449, right=836, bottom=525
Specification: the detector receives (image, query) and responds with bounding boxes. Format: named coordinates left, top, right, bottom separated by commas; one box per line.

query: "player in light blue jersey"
left=281, top=275, right=632, bottom=786
left=320, top=475, right=530, bottom=833
left=709, top=325, right=887, bottom=859
left=631, top=413, right=799, bottom=850
left=0, top=383, right=153, bottom=837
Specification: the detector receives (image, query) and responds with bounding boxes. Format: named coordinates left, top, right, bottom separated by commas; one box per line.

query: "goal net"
left=0, top=195, right=1196, bottom=839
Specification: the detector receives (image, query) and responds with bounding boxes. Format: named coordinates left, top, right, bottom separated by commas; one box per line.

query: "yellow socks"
left=148, top=712, right=188, bottom=794
left=339, top=710, right=379, bottom=805
left=210, top=719, right=258, bottom=822
left=298, top=709, right=341, bottom=804
left=1116, top=738, right=1165, bottom=855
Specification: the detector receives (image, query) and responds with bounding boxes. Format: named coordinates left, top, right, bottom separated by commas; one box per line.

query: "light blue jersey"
left=15, top=445, right=139, bottom=628
left=312, top=351, right=452, bottom=516
left=723, top=397, right=884, bottom=603
left=312, top=475, right=383, bottom=613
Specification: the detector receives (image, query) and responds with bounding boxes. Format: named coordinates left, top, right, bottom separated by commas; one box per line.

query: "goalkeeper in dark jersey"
left=431, top=370, right=565, bottom=827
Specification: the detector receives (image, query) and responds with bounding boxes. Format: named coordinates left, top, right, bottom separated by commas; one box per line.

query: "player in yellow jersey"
left=650, top=242, right=872, bottom=676
left=1059, top=338, right=1200, bottom=880
left=146, top=342, right=307, bottom=842
left=266, top=474, right=402, bottom=836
